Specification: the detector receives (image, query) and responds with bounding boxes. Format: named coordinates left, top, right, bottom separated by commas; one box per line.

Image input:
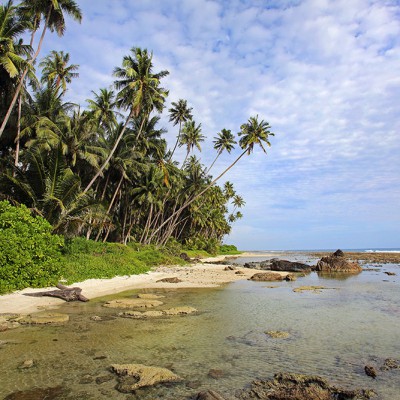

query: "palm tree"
left=206, top=128, right=236, bottom=174
left=86, top=88, right=119, bottom=130
left=39, top=50, right=79, bottom=93
left=179, top=120, right=204, bottom=166
left=0, top=0, right=82, bottom=138
left=148, top=115, right=274, bottom=244
left=168, top=99, right=193, bottom=160
left=82, top=47, right=169, bottom=195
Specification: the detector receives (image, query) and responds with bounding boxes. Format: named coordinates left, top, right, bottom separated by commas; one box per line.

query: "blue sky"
left=36, top=0, right=400, bottom=250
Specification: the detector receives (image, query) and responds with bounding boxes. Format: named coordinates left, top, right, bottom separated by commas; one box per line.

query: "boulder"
left=316, top=250, right=362, bottom=273
left=270, top=259, right=312, bottom=273
left=249, top=272, right=285, bottom=282
left=103, top=299, right=163, bottom=309
left=243, top=260, right=273, bottom=270
left=364, top=365, right=377, bottom=378
left=156, top=277, right=183, bottom=283
left=110, top=363, right=182, bottom=392
left=192, top=390, right=228, bottom=400
left=235, top=372, right=375, bottom=400
left=19, top=312, right=69, bottom=325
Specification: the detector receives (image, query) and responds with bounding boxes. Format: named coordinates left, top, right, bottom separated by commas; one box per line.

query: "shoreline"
left=0, top=252, right=280, bottom=315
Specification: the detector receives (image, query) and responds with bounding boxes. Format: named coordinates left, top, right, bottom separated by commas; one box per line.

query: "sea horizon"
left=243, top=247, right=400, bottom=253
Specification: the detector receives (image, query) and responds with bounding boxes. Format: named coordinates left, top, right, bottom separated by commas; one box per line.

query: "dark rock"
left=270, top=259, right=312, bottom=273
left=243, top=260, right=272, bottom=270
left=285, top=273, right=297, bottom=281
left=235, top=270, right=245, bottom=275
left=208, top=369, right=225, bottom=379
left=192, top=390, right=229, bottom=400
left=93, top=355, right=107, bottom=360
left=224, top=266, right=236, bottom=271
left=249, top=272, right=285, bottom=281
left=4, top=386, right=65, bottom=400
left=384, top=271, right=396, bottom=276
left=333, top=249, right=345, bottom=257
left=156, top=277, right=183, bottom=283
left=180, top=252, right=191, bottom=261
left=364, top=365, right=377, bottom=378
left=186, top=380, right=202, bottom=389
left=316, top=250, right=362, bottom=273
left=235, top=372, right=375, bottom=399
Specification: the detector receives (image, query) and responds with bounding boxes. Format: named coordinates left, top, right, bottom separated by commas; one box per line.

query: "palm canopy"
left=213, top=128, right=236, bottom=154
left=39, top=50, right=79, bottom=92
left=179, top=120, right=204, bottom=153
left=169, top=99, right=193, bottom=126
left=113, top=47, right=169, bottom=118
left=0, top=0, right=31, bottom=79
left=238, top=115, right=274, bottom=154
left=86, top=88, right=119, bottom=130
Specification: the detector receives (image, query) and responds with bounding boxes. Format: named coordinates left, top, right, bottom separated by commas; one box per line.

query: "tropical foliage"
left=0, top=1, right=275, bottom=254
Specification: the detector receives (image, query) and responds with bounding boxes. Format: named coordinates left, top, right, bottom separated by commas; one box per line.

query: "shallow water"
left=1, top=256, right=399, bottom=399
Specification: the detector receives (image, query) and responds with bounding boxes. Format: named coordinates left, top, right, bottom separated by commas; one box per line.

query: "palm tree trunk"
left=168, top=121, right=181, bottom=161
left=148, top=148, right=248, bottom=244
left=205, top=150, right=221, bottom=175
left=0, top=10, right=51, bottom=138
left=14, top=94, right=22, bottom=172
left=82, top=109, right=134, bottom=195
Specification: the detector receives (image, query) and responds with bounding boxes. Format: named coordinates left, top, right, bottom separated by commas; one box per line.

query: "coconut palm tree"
left=168, top=99, right=193, bottom=160
left=39, top=50, right=79, bottom=93
left=0, top=0, right=82, bottom=138
left=206, top=129, right=236, bottom=174
left=86, top=88, right=119, bottom=131
left=148, top=115, right=274, bottom=244
left=179, top=120, right=204, bottom=167
left=82, top=47, right=169, bottom=195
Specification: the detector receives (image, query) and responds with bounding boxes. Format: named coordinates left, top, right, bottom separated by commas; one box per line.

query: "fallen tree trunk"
left=24, top=284, right=89, bottom=302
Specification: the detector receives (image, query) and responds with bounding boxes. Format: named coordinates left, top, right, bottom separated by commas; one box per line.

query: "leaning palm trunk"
left=147, top=148, right=248, bottom=244
left=0, top=10, right=51, bottom=138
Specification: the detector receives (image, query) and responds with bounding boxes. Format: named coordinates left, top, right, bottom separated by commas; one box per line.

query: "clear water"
left=1, top=257, right=399, bottom=399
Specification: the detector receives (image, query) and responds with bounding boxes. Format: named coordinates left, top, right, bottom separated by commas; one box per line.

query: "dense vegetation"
left=0, top=1, right=274, bottom=253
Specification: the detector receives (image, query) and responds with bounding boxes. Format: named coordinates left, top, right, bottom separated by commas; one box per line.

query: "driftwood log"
left=24, top=284, right=89, bottom=302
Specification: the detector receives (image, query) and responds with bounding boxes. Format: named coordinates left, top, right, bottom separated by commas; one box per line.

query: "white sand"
left=0, top=252, right=282, bottom=315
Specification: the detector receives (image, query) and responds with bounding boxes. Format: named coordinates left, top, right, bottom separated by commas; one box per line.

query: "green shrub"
left=219, top=244, right=241, bottom=255
left=0, top=201, right=64, bottom=294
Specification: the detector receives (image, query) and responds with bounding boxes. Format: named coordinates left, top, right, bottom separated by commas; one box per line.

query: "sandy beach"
left=0, top=252, right=281, bottom=315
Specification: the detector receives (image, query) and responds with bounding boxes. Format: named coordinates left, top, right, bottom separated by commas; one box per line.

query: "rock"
left=235, top=372, right=375, bottom=400
left=156, top=277, right=183, bottom=283
left=137, top=293, right=165, bottom=299
left=270, top=259, right=312, bottom=273
left=19, top=312, right=69, bottom=325
left=79, top=374, right=94, bottom=384
left=243, top=260, right=272, bottom=270
left=316, top=250, right=362, bottom=273
left=380, top=358, right=400, bottom=371
left=93, top=355, right=107, bottom=360
left=103, top=299, right=163, bottom=309
left=110, top=363, right=182, bottom=392
left=193, top=390, right=228, bottom=399
left=186, top=380, right=202, bottom=389
left=224, top=266, right=236, bottom=271
left=0, top=314, right=21, bottom=331
left=293, top=286, right=327, bottom=293
left=384, top=271, right=396, bottom=276
left=208, top=369, right=225, bottom=379
left=265, top=331, right=290, bottom=339
left=118, top=306, right=197, bottom=319
left=285, top=273, right=297, bottom=281
left=90, top=315, right=102, bottom=321
left=180, top=252, right=191, bottom=261
left=235, top=270, right=245, bottom=275
left=249, top=272, right=285, bottom=282
left=164, top=306, right=197, bottom=315
left=364, top=365, right=377, bottom=378
left=18, top=359, right=35, bottom=369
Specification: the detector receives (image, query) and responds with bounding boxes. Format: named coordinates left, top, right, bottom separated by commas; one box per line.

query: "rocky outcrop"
left=316, top=250, right=362, bottom=273
left=249, top=272, right=285, bottom=281
left=243, top=260, right=274, bottom=270
left=103, top=299, right=163, bottom=309
left=118, top=306, right=197, bottom=319
left=235, top=372, right=375, bottom=399
left=19, top=312, right=69, bottom=325
left=110, top=363, right=182, bottom=392
left=270, top=259, right=312, bottom=273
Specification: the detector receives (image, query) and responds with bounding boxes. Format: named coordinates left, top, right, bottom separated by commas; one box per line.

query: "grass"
left=59, top=238, right=185, bottom=285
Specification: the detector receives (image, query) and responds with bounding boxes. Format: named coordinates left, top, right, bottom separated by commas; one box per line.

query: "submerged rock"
left=103, top=299, right=163, bottom=309
left=4, top=386, right=65, bottom=400
left=316, top=250, right=362, bottom=273
left=208, top=369, right=225, bottom=379
left=118, top=306, right=197, bottom=319
left=110, top=363, right=182, bottom=392
left=265, top=330, right=290, bottom=339
left=18, top=359, right=35, bottom=369
left=137, top=293, right=165, bottom=299
left=0, top=314, right=21, bottom=331
left=192, top=390, right=229, bottom=399
left=364, top=365, right=377, bottom=378
left=380, top=358, right=400, bottom=371
left=249, top=272, right=285, bottom=282
left=19, top=312, right=69, bottom=325
left=235, top=372, right=375, bottom=400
